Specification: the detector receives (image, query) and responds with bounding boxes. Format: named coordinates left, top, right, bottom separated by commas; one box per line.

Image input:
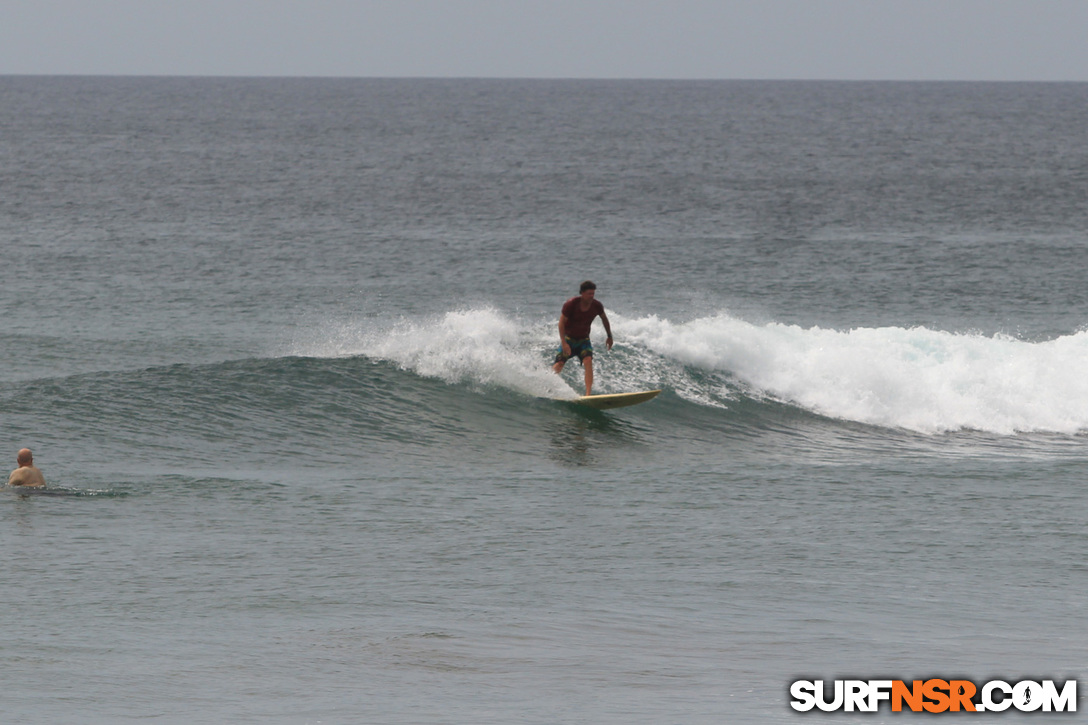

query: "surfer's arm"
left=599, top=311, right=614, bottom=350
left=557, top=315, right=571, bottom=355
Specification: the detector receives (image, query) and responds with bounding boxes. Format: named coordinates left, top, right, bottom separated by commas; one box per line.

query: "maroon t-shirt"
left=561, top=297, right=605, bottom=339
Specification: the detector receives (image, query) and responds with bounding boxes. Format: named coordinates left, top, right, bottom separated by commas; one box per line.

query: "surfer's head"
left=16, top=448, right=33, bottom=466
left=579, top=280, right=597, bottom=303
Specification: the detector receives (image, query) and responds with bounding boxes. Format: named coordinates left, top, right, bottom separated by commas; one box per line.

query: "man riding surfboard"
left=552, top=280, right=613, bottom=396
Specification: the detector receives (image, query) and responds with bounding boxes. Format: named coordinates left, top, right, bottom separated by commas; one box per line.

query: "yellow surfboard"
left=570, top=389, right=661, bottom=410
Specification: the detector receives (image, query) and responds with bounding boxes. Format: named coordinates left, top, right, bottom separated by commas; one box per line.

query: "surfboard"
left=569, top=389, right=661, bottom=410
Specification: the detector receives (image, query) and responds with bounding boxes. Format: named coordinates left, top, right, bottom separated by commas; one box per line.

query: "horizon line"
left=2, top=73, right=1086, bottom=84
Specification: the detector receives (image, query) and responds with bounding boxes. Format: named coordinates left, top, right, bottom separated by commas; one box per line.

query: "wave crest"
left=623, top=313, right=1088, bottom=434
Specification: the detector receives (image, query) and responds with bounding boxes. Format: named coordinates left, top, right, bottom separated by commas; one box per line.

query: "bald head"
left=17, top=448, right=33, bottom=466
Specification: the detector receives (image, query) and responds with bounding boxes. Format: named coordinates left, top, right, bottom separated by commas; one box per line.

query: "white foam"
left=289, top=308, right=577, bottom=399
left=290, top=306, right=1088, bottom=434
left=620, top=312, right=1088, bottom=434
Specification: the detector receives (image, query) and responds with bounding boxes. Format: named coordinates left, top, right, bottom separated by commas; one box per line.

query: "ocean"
left=1, top=76, right=1085, bottom=723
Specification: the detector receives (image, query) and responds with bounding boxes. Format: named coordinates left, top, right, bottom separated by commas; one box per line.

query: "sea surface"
left=1, top=77, right=1086, bottom=723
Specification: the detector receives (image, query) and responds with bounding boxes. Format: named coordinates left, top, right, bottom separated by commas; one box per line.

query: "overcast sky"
left=3, top=0, right=1086, bottom=81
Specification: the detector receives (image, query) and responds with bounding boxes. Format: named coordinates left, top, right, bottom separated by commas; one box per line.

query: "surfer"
left=552, top=280, right=613, bottom=396
left=8, top=448, right=46, bottom=488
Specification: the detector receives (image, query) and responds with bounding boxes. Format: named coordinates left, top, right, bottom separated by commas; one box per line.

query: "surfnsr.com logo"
left=789, top=679, right=1077, bottom=713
